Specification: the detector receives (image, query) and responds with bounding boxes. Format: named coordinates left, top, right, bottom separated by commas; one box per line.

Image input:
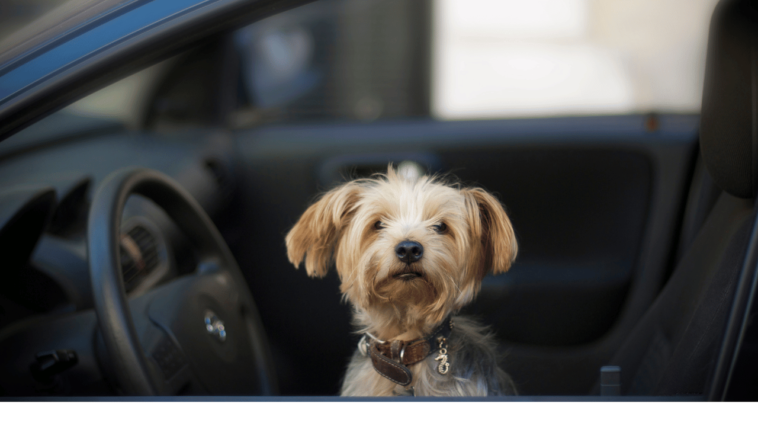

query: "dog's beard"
left=374, top=265, right=436, bottom=306
left=361, top=251, right=459, bottom=327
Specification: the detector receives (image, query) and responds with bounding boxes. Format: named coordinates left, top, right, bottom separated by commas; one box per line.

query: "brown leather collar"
left=365, top=317, right=454, bottom=387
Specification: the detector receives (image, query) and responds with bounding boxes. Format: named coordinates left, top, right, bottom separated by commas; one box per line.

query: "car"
left=0, top=0, right=756, bottom=400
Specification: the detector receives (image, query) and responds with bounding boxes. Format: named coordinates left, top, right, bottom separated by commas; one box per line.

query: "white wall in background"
left=432, top=0, right=720, bottom=120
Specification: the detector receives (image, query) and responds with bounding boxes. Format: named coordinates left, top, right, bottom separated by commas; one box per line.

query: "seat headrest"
left=700, top=0, right=758, bottom=199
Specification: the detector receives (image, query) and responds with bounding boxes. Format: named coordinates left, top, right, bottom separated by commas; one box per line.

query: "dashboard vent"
left=120, top=225, right=160, bottom=293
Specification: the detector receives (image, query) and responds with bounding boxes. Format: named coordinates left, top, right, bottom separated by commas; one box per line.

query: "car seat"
left=602, top=0, right=758, bottom=399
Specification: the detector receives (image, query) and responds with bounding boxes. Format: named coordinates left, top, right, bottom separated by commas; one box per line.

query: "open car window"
left=231, top=0, right=718, bottom=128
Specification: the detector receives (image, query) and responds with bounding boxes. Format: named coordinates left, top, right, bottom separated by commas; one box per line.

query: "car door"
left=232, top=115, right=697, bottom=396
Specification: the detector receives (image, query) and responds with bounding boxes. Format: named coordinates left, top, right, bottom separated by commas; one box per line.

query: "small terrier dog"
left=285, top=165, right=517, bottom=396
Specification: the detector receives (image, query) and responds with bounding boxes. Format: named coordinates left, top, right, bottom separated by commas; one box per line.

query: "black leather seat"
left=604, top=0, right=758, bottom=398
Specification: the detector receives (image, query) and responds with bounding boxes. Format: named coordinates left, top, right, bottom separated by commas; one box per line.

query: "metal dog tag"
left=435, top=337, right=450, bottom=374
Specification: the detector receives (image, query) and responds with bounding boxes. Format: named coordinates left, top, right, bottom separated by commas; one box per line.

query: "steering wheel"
left=87, top=167, right=276, bottom=395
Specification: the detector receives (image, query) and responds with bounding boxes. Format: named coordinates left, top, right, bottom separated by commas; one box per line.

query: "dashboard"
left=0, top=111, right=238, bottom=395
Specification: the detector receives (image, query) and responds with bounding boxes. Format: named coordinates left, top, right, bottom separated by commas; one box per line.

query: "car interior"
left=0, top=0, right=757, bottom=400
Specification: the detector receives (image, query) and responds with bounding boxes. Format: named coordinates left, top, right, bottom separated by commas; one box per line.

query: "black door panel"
left=232, top=114, right=697, bottom=395
left=448, top=147, right=652, bottom=346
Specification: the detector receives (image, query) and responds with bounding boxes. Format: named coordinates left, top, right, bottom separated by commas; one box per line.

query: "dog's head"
left=285, top=166, right=517, bottom=333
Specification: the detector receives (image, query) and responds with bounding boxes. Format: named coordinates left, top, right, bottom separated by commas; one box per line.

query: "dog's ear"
left=462, top=187, right=518, bottom=279
left=286, top=182, right=363, bottom=278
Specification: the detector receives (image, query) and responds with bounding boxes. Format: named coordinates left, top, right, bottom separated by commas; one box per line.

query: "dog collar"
left=361, top=316, right=454, bottom=387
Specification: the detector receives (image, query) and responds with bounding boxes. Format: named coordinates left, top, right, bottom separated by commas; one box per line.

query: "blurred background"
left=0, top=0, right=720, bottom=126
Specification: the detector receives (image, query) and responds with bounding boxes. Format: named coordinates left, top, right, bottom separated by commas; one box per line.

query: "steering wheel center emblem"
left=204, top=311, right=227, bottom=342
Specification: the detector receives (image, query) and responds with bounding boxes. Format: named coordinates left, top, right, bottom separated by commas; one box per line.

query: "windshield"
left=0, top=0, right=130, bottom=67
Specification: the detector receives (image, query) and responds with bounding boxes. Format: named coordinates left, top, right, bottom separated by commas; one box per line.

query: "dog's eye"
left=432, top=223, right=447, bottom=233
left=374, top=221, right=385, bottom=230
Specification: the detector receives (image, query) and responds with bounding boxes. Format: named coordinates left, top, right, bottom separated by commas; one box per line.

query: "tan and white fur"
left=285, top=165, right=518, bottom=396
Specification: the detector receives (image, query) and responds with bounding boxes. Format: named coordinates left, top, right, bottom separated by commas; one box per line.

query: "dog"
left=285, top=165, right=518, bottom=396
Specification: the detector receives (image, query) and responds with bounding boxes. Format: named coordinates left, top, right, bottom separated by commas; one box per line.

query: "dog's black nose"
left=395, top=241, right=423, bottom=264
